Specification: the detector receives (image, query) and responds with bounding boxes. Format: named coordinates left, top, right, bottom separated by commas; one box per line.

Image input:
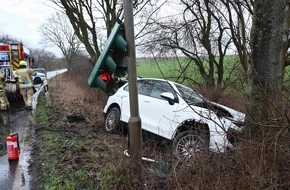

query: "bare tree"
left=46, top=0, right=153, bottom=63
left=143, top=0, right=238, bottom=95
left=39, top=12, right=82, bottom=70
left=45, top=0, right=123, bottom=63
left=0, top=33, right=19, bottom=44
left=28, top=48, right=62, bottom=71
left=219, top=0, right=253, bottom=79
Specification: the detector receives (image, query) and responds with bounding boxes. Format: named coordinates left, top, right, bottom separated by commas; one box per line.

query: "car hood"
left=189, top=100, right=245, bottom=122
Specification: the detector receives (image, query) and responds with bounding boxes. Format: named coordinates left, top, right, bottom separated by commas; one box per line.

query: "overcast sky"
left=0, top=0, right=62, bottom=57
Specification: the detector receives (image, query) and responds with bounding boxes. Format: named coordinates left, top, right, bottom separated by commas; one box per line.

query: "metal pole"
left=123, top=0, right=142, bottom=174
left=43, top=80, right=51, bottom=106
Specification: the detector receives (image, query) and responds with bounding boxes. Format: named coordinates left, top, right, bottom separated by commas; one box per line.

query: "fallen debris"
left=66, top=113, right=85, bottom=123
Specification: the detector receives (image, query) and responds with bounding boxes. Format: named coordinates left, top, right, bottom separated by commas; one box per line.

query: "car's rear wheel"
left=104, top=107, right=121, bottom=133
left=172, top=130, right=208, bottom=161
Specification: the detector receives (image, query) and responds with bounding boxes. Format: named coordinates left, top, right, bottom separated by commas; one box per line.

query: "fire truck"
left=0, top=42, right=34, bottom=98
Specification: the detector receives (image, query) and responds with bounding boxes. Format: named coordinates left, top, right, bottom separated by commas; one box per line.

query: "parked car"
left=103, top=78, right=245, bottom=160
left=32, top=68, right=47, bottom=84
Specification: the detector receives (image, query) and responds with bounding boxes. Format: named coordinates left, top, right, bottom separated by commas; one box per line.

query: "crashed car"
left=103, top=78, right=245, bottom=160
left=32, top=68, right=47, bottom=84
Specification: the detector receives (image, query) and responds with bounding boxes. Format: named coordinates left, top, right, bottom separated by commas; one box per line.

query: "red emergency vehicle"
left=0, top=42, right=34, bottom=97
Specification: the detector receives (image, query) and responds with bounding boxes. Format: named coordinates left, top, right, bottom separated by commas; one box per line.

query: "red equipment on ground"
left=6, top=133, right=20, bottom=161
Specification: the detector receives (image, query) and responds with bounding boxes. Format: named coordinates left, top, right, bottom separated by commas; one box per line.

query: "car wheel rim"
left=175, top=134, right=205, bottom=160
left=106, top=109, right=118, bottom=131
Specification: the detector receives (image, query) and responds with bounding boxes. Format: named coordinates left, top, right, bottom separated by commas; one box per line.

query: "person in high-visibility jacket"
left=14, top=60, right=36, bottom=111
left=0, top=71, right=10, bottom=111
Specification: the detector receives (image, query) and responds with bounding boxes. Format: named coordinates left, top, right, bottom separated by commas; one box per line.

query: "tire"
left=33, top=77, right=42, bottom=84
left=172, top=130, right=208, bottom=161
left=104, top=107, right=121, bottom=133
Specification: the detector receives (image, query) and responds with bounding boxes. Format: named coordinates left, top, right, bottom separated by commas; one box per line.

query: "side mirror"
left=160, top=92, right=175, bottom=105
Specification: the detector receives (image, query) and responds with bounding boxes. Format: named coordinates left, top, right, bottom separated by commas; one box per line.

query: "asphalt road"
left=0, top=68, right=67, bottom=190
left=0, top=99, right=34, bottom=190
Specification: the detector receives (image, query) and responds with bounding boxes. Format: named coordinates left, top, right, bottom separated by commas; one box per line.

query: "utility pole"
left=123, top=0, right=142, bottom=176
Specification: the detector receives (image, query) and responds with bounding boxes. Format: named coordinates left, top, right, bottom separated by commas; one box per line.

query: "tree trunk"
left=246, top=0, right=289, bottom=129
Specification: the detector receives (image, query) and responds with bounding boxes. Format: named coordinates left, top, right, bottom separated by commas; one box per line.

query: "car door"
left=139, top=80, right=180, bottom=139
left=120, top=80, right=153, bottom=123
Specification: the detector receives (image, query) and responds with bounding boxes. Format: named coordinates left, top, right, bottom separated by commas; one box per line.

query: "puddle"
left=0, top=99, right=36, bottom=190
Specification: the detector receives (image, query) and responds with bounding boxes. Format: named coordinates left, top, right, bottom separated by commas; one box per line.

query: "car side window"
left=124, top=84, right=129, bottom=91
left=123, top=80, right=154, bottom=96
left=150, top=81, right=177, bottom=100
left=137, top=80, right=154, bottom=96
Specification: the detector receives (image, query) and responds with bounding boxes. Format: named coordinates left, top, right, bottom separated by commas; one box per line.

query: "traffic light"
left=88, top=20, right=128, bottom=96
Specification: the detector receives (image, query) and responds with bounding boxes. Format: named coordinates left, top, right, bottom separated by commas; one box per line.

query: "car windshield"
left=34, top=69, right=46, bottom=74
left=175, top=83, right=204, bottom=104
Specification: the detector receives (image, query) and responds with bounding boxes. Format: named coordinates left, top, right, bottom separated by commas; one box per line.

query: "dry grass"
left=50, top=71, right=108, bottom=125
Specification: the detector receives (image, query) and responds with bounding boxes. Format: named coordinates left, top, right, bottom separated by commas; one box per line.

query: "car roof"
left=137, top=77, right=170, bottom=82
left=136, top=77, right=182, bottom=86
left=34, top=68, right=46, bottom=70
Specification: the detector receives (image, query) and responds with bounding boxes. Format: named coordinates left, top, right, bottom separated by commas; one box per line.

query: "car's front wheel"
left=104, top=107, right=121, bottom=133
left=172, top=130, right=208, bottom=161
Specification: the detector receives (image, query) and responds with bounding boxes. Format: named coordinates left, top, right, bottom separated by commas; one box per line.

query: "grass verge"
left=31, top=74, right=146, bottom=190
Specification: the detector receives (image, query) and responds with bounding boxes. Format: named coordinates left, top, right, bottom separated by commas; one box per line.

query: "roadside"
left=29, top=72, right=124, bottom=189
left=28, top=71, right=290, bottom=190
left=0, top=70, right=207, bottom=190
left=29, top=72, right=169, bottom=189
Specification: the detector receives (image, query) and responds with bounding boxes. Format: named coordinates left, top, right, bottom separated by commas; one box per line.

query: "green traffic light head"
left=88, top=20, right=128, bottom=96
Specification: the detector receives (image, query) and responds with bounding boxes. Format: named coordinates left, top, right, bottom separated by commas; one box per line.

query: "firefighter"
left=14, top=60, right=36, bottom=111
left=0, top=70, right=10, bottom=111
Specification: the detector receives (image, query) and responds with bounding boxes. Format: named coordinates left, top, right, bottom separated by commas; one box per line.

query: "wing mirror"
left=160, top=92, right=175, bottom=105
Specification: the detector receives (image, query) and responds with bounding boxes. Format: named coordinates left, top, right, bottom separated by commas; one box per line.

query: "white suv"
left=103, top=78, right=245, bottom=160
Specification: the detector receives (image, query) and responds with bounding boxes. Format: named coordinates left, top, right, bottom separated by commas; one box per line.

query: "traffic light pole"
left=123, top=0, right=142, bottom=175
